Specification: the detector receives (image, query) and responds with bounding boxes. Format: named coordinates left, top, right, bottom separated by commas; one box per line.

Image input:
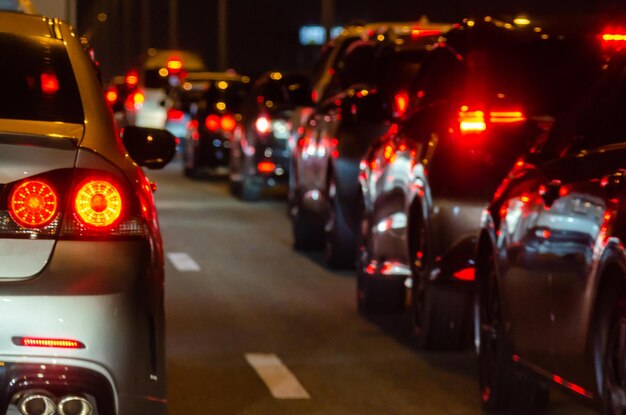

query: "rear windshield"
left=204, top=80, right=249, bottom=111
left=0, top=32, right=84, bottom=123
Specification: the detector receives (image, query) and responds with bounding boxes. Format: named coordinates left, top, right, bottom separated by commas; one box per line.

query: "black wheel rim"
left=478, top=257, right=501, bottom=404
left=605, top=315, right=626, bottom=414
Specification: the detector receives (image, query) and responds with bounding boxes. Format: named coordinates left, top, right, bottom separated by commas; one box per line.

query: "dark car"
left=290, top=21, right=451, bottom=268
left=357, top=17, right=608, bottom=350
left=178, top=71, right=250, bottom=177
left=475, top=28, right=626, bottom=413
left=230, top=72, right=312, bottom=200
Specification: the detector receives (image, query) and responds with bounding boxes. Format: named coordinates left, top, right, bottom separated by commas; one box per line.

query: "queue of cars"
left=0, top=9, right=175, bottom=415
left=197, top=15, right=626, bottom=415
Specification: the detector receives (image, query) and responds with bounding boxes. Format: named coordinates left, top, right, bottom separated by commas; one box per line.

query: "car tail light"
left=40, top=73, right=59, bottom=94
left=14, top=337, right=85, bottom=349
left=394, top=91, right=409, bottom=117
left=383, top=143, right=395, bottom=162
left=458, top=105, right=525, bottom=137
left=125, top=91, right=144, bottom=110
left=255, top=116, right=271, bottom=134
left=166, top=57, right=184, bottom=73
left=9, top=180, right=59, bottom=228
left=221, top=114, right=237, bottom=132
left=453, top=267, right=475, bottom=281
left=490, top=111, right=526, bottom=124
left=257, top=161, right=275, bottom=173
left=74, top=179, right=123, bottom=229
left=167, top=109, right=185, bottom=121
left=411, top=28, right=442, bottom=39
left=125, top=69, right=139, bottom=88
left=205, top=114, right=221, bottom=132
left=458, top=107, right=487, bottom=135
left=105, top=87, right=118, bottom=105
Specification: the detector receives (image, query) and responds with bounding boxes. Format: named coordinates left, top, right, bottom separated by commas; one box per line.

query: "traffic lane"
left=150, top=160, right=594, bottom=414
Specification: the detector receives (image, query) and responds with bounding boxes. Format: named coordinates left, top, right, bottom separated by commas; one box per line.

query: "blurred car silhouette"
left=357, top=17, right=608, bottom=352
left=230, top=72, right=311, bottom=200
left=177, top=71, right=251, bottom=177
left=475, top=21, right=626, bottom=413
left=290, top=21, right=451, bottom=268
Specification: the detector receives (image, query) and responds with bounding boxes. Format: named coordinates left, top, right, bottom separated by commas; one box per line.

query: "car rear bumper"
left=0, top=240, right=166, bottom=414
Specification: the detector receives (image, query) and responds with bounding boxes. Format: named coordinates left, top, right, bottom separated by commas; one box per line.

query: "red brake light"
left=490, top=111, right=526, bottom=124
left=41, top=73, right=59, bottom=94
left=9, top=180, right=59, bottom=228
left=166, top=57, right=184, bottom=73
left=255, top=116, right=271, bottom=134
left=125, top=70, right=139, bottom=88
left=453, top=267, right=475, bottom=281
left=459, top=107, right=487, bottom=135
left=167, top=109, right=185, bottom=121
left=394, top=91, right=409, bottom=117
left=411, top=28, right=442, bottom=39
left=257, top=161, right=276, bottom=173
left=221, top=114, right=237, bottom=132
left=205, top=114, right=221, bottom=132
left=105, top=87, right=118, bottom=105
left=74, top=180, right=123, bottom=229
left=15, top=337, right=85, bottom=349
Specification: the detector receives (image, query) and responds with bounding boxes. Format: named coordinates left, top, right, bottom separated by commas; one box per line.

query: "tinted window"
left=203, top=80, right=249, bottom=112
left=541, top=59, right=626, bottom=157
left=0, top=33, right=83, bottom=123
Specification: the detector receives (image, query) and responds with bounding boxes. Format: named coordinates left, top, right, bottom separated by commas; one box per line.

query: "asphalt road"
left=151, top=159, right=595, bottom=415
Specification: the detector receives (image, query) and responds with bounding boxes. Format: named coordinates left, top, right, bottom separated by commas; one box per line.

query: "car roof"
left=184, top=71, right=249, bottom=83
left=0, top=10, right=59, bottom=38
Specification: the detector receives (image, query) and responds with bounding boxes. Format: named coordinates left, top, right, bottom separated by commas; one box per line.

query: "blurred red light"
left=125, top=70, right=139, bottom=87
left=221, top=114, right=237, bottom=132
left=257, top=161, right=275, bottom=173
left=166, top=57, right=184, bottom=73
left=205, top=114, right=221, bottom=132
left=41, top=73, right=59, bottom=94
left=394, top=91, right=409, bottom=117
left=453, top=267, right=475, bottom=281
left=105, top=87, right=118, bottom=105
left=167, top=109, right=185, bottom=121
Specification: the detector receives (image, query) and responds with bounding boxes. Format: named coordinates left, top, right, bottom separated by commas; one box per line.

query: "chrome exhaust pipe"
left=17, top=392, right=56, bottom=415
left=57, top=395, right=94, bottom=415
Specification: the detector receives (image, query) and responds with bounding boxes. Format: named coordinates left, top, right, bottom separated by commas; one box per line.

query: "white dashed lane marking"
left=167, top=252, right=201, bottom=272
left=245, top=353, right=311, bottom=399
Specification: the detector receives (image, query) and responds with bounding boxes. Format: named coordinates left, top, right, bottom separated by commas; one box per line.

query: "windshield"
left=0, top=32, right=83, bottom=124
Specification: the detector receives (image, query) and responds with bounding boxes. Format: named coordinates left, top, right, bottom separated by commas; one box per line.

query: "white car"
left=0, top=11, right=176, bottom=415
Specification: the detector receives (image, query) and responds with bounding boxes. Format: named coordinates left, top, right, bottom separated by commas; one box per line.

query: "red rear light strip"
left=14, top=337, right=85, bottom=349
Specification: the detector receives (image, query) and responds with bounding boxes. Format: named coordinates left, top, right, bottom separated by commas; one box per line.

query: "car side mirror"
left=121, top=126, right=177, bottom=169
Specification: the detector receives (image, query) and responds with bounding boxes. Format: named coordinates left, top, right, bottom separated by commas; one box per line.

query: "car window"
left=0, top=32, right=84, bottom=123
left=412, top=46, right=464, bottom=103
left=541, top=59, right=626, bottom=157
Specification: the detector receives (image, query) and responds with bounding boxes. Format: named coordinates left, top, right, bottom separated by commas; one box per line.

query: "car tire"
left=413, top=283, right=472, bottom=350
left=324, top=177, right=356, bottom=269
left=601, top=294, right=626, bottom=414
left=292, top=205, right=324, bottom=251
left=477, top=253, right=549, bottom=413
left=183, top=142, right=199, bottom=178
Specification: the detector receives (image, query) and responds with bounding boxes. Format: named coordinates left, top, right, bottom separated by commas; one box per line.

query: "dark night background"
left=77, top=0, right=623, bottom=81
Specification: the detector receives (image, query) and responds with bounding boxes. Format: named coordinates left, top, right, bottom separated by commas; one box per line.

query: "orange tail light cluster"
left=74, top=180, right=123, bottom=228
